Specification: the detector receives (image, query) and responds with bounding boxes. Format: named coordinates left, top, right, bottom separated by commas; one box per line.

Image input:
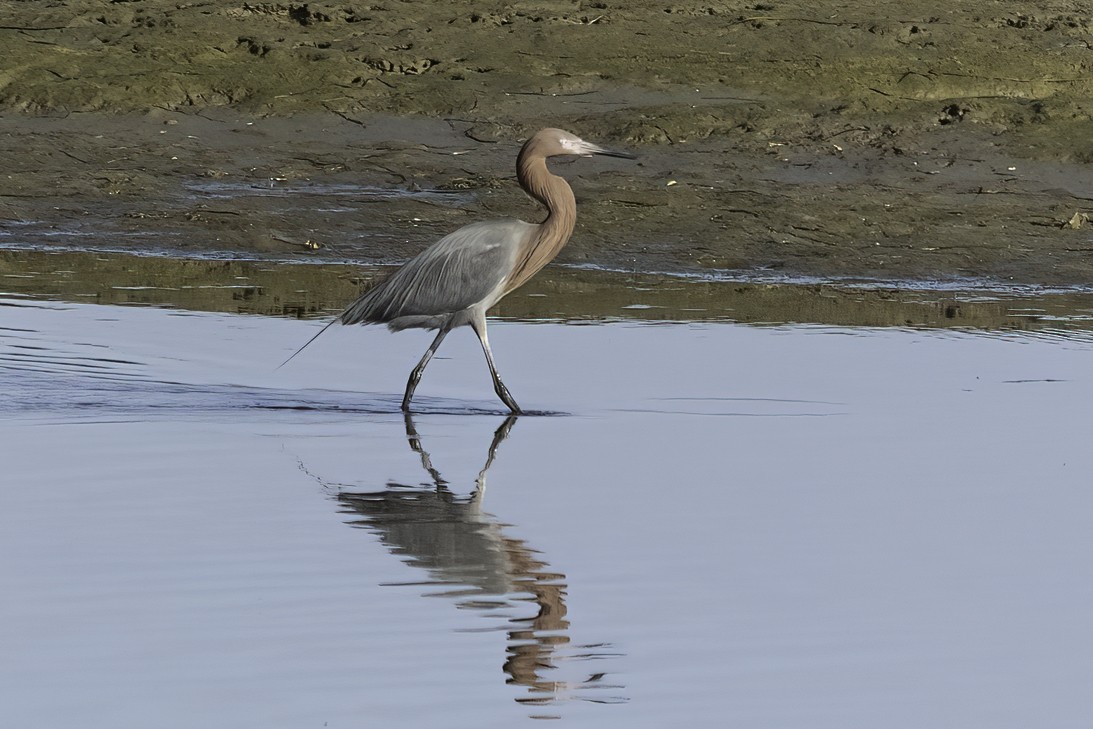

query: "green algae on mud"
left=1, top=2, right=1092, bottom=285
left=4, top=249, right=1093, bottom=333
left=2, top=1, right=1092, bottom=165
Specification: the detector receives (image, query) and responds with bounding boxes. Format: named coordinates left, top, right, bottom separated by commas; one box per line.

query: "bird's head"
left=526, top=128, right=636, bottom=160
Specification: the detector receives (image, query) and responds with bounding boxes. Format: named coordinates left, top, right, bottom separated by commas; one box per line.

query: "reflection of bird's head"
left=524, top=128, right=636, bottom=161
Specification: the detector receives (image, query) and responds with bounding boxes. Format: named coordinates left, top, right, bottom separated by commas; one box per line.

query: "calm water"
left=3, top=295, right=1093, bottom=727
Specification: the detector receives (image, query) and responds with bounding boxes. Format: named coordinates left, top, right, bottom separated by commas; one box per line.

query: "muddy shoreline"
left=1, top=2, right=1092, bottom=285
left=5, top=249, right=1093, bottom=333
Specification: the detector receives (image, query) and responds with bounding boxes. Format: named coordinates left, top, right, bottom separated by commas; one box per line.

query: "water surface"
left=3, top=287, right=1093, bottom=727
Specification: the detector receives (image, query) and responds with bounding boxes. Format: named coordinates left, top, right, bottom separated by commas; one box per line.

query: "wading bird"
left=281, top=128, right=635, bottom=414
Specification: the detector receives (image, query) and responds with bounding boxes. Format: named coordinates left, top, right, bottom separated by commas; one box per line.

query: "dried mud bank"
left=1, top=2, right=1092, bottom=285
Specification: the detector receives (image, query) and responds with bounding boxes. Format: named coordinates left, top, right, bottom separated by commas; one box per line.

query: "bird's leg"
left=402, top=326, right=450, bottom=411
left=471, top=314, right=522, bottom=414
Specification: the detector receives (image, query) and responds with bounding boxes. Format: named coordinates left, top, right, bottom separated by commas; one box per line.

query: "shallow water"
left=3, top=293, right=1093, bottom=727
left=6, top=248, right=1093, bottom=330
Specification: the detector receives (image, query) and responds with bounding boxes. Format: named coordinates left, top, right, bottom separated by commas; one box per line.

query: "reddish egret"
left=282, top=128, right=634, bottom=413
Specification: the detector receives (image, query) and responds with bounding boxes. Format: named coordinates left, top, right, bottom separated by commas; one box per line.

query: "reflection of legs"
left=471, top=313, right=522, bottom=414
left=404, top=409, right=516, bottom=494
left=402, top=412, right=447, bottom=487
left=402, top=326, right=451, bottom=412
left=476, top=415, right=518, bottom=496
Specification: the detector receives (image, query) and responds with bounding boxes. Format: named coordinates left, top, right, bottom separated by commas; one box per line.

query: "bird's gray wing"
left=340, top=219, right=535, bottom=325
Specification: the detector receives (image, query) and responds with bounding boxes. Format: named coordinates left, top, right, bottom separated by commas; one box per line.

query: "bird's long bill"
left=591, top=146, right=637, bottom=160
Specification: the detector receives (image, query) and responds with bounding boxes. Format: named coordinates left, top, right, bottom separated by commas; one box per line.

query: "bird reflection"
left=336, top=414, right=625, bottom=709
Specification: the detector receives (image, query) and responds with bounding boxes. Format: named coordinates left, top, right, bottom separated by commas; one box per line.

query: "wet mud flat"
left=3, top=110, right=1093, bottom=287
left=2, top=1, right=1093, bottom=286
left=3, top=295, right=1093, bottom=726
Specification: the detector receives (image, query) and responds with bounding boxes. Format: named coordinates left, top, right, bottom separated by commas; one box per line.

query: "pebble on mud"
left=1064, top=212, right=1089, bottom=230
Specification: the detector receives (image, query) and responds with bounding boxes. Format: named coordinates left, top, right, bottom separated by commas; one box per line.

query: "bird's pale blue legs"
left=402, top=326, right=450, bottom=411
left=471, top=313, right=522, bottom=414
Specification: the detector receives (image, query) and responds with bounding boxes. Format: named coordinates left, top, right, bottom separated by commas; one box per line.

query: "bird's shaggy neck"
left=505, top=149, right=577, bottom=294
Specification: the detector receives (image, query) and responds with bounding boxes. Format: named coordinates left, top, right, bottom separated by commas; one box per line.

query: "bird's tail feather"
left=276, top=317, right=341, bottom=370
